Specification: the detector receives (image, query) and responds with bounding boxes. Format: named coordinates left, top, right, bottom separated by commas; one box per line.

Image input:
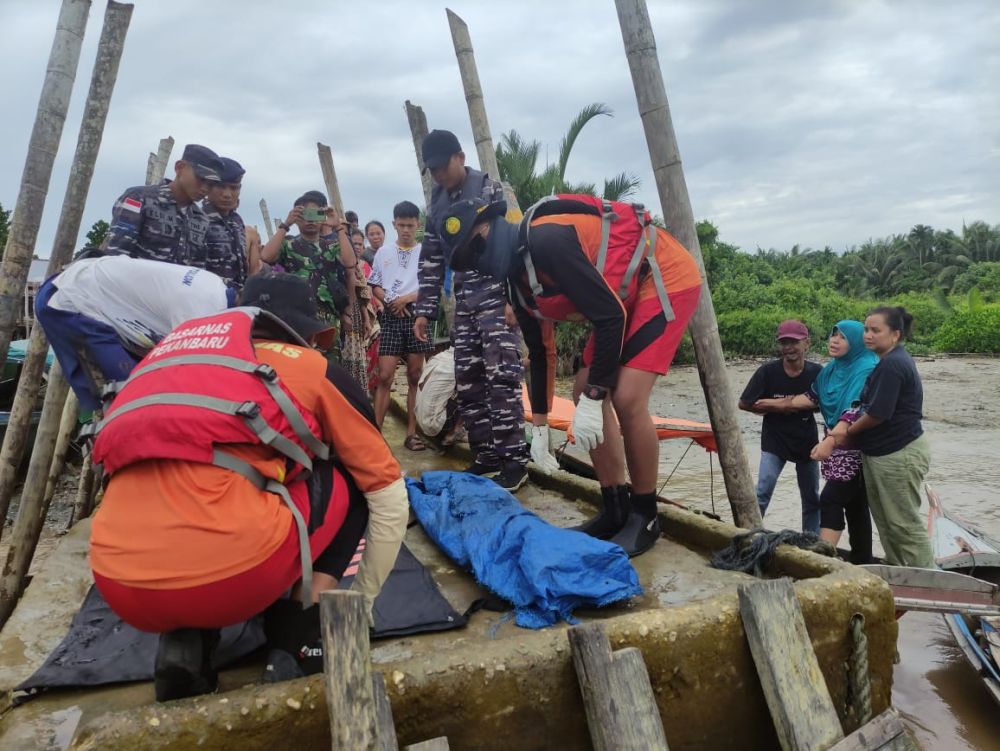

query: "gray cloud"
left=1, top=0, right=996, bottom=264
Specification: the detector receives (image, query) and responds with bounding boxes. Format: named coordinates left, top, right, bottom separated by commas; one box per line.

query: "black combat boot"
left=608, top=490, right=661, bottom=557
left=261, top=599, right=325, bottom=684
left=154, top=628, right=220, bottom=702
left=572, top=485, right=629, bottom=540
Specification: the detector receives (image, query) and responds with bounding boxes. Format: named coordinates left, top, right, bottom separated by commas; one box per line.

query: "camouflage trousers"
left=453, top=298, right=528, bottom=467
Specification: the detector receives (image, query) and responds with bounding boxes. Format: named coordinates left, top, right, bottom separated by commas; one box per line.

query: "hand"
left=284, top=206, right=303, bottom=228
left=322, top=206, right=344, bottom=228
left=388, top=298, right=410, bottom=317
left=504, top=304, right=518, bottom=329
left=810, top=437, right=834, bottom=461
left=572, top=394, right=605, bottom=452
left=413, top=316, right=430, bottom=342
left=340, top=313, right=354, bottom=335
left=530, top=425, right=561, bottom=474
left=753, top=399, right=778, bottom=412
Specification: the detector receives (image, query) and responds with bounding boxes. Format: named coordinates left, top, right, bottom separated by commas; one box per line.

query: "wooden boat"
left=927, top=485, right=1000, bottom=706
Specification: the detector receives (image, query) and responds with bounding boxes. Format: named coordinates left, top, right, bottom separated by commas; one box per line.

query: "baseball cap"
left=181, top=144, right=223, bottom=182
left=776, top=320, right=810, bottom=340
left=217, top=157, right=245, bottom=184
left=421, top=129, right=462, bottom=172
left=240, top=273, right=336, bottom=349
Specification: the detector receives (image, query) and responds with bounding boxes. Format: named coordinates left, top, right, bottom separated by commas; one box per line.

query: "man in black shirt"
left=739, top=320, right=822, bottom=533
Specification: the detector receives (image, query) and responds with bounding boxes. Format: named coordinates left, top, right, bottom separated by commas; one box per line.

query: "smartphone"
left=302, top=207, right=326, bottom=223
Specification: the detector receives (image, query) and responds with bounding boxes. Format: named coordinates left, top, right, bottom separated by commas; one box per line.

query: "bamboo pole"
left=259, top=198, right=275, bottom=240
left=0, top=361, right=71, bottom=627
left=0, top=0, right=91, bottom=367
left=317, top=143, right=345, bottom=217
left=0, top=0, right=132, bottom=532
left=47, top=392, right=79, bottom=520
left=445, top=9, right=501, bottom=180
left=614, top=0, right=760, bottom=528
left=151, top=136, right=174, bottom=184
left=404, top=100, right=434, bottom=208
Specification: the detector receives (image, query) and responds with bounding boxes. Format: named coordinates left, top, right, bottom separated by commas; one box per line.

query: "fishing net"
left=710, top=529, right=836, bottom=577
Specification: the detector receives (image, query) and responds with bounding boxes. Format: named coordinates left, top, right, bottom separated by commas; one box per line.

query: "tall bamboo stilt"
left=0, top=0, right=132, bottom=531
left=445, top=9, right=501, bottom=180
left=404, top=100, right=434, bottom=208
left=614, top=0, right=760, bottom=528
left=0, top=0, right=91, bottom=369
left=48, top=392, right=79, bottom=525
left=259, top=198, right=275, bottom=240
left=317, top=143, right=346, bottom=217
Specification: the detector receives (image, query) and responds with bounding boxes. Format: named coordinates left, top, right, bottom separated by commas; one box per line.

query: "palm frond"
left=557, top=103, right=613, bottom=181
left=602, top=172, right=641, bottom=201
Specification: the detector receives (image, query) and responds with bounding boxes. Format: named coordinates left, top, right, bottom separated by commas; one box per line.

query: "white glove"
left=572, top=394, right=605, bottom=452
left=529, top=425, right=561, bottom=475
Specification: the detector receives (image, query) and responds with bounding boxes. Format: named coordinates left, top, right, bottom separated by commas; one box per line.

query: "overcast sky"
left=1, top=0, right=997, bottom=261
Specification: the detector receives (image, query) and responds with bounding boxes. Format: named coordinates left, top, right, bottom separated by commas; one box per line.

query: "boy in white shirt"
left=368, top=201, right=434, bottom=449
left=35, top=252, right=235, bottom=411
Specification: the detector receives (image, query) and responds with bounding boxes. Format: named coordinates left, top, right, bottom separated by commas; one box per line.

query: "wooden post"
left=737, top=579, right=843, bottom=751
left=445, top=9, right=501, bottom=180
left=144, top=151, right=158, bottom=185
left=615, top=0, right=760, bottom=528
left=0, top=0, right=91, bottom=373
left=404, top=100, right=434, bottom=208
left=259, top=198, right=275, bottom=240
left=0, top=0, right=132, bottom=531
left=827, top=709, right=916, bottom=751
left=404, top=740, right=450, bottom=751
left=151, top=136, right=174, bottom=184
left=567, top=623, right=670, bottom=751
left=317, top=143, right=346, bottom=217
left=372, top=672, right=400, bottom=751
left=320, top=590, right=376, bottom=749
left=72, top=453, right=95, bottom=524
left=0, top=362, right=72, bottom=628
left=46, top=391, right=79, bottom=512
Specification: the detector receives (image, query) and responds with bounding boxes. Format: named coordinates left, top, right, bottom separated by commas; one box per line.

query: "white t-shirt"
left=48, top=256, right=231, bottom=352
left=368, top=242, right=421, bottom=302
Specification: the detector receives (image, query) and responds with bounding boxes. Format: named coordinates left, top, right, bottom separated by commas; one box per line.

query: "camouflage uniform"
left=201, top=203, right=249, bottom=290
left=105, top=181, right=209, bottom=265
left=416, top=169, right=528, bottom=468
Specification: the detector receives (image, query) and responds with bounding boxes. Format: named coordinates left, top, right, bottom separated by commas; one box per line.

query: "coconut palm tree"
left=495, top=103, right=640, bottom=208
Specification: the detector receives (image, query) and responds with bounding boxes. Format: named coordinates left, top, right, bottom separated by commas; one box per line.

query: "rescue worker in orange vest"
left=438, top=196, right=702, bottom=556
left=89, top=273, right=408, bottom=701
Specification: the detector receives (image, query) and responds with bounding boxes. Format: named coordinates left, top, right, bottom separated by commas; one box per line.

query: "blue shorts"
left=35, top=276, right=140, bottom=412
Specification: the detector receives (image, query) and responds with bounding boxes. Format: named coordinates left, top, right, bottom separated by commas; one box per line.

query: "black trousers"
left=820, top=472, right=873, bottom=565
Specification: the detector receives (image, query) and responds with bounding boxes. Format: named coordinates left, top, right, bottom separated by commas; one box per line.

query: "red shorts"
left=94, top=466, right=354, bottom=633
left=583, top=284, right=700, bottom=376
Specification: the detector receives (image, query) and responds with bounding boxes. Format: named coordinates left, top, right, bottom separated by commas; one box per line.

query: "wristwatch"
left=278, top=222, right=291, bottom=232
left=583, top=384, right=608, bottom=401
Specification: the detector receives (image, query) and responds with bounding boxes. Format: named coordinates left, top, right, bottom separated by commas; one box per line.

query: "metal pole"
left=0, top=0, right=91, bottom=364
left=446, top=9, right=501, bottom=180
left=0, top=0, right=132, bottom=531
left=317, top=143, right=345, bottom=217
left=614, top=0, right=760, bottom=528
left=404, top=100, right=434, bottom=208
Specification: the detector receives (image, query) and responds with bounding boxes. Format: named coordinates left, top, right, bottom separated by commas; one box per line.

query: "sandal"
left=404, top=434, right=427, bottom=452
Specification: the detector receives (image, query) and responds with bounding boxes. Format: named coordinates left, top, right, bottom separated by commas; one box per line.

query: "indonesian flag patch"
left=121, top=197, right=142, bottom=213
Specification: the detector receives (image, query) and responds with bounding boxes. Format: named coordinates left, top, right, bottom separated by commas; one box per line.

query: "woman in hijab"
left=754, top=320, right=879, bottom=563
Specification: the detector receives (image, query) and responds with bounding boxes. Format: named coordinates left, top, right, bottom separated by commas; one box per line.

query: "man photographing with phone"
left=261, top=190, right=360, bottom=359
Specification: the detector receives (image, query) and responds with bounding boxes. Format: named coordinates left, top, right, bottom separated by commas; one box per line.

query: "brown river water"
left=645, top=356, right=1000, bottom=750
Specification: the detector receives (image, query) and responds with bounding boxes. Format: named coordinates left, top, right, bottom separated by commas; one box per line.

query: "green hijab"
left=814, top=320, right=879, bottom=428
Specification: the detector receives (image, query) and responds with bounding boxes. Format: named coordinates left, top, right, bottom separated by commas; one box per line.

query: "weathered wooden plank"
left=403, top=739, right=450, bottom=751
left=372, top=671, right=399, bottom=751
left=738, top=579, right=843, bottom=751
left=827, top=708, right=916, bottom=751
left=320, top=590, right=376, bottom=750
left=568, top=622, right=670, bottom=751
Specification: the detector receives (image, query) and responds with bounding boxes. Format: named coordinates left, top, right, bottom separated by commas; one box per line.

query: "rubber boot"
left=261, top=599, right=324, bottom=684
left=608, top=490, right=661, bottom=557
left=572, top=485, right=629, bottom=540
left=154, top=628, right=220, bottom=702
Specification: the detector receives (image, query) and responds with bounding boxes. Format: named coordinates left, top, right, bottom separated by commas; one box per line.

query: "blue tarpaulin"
left=407, top=471, right=642, bottom=629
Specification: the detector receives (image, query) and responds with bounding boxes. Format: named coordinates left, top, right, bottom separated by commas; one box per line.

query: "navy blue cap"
left=217, top=157, right=244, bottom=184
left=439, top=197, right=507, bottom=255
left=181, top=144, right=223, bottom=182
left=421, top=129, right=462, bottom=172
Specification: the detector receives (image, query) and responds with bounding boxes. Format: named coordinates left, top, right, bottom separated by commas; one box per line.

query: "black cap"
left=240, top=273, right=336, bottom=348
left=181, top=144, right=223, bottom=183
left=421, top=129, right=462, bottom=172
left=439, top=197, right=507, bottom=258
left=217, top=157, right=244, bottom=184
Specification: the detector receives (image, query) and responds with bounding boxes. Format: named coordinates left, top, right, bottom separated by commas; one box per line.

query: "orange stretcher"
left=522, top=387, right=717, bottom=453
